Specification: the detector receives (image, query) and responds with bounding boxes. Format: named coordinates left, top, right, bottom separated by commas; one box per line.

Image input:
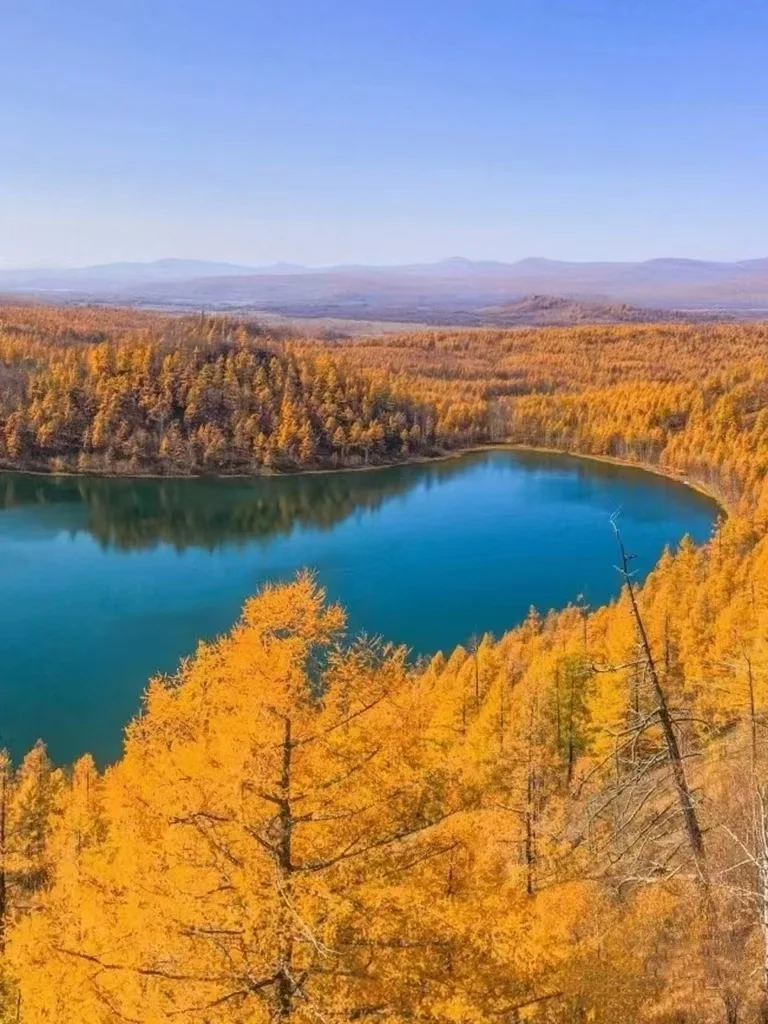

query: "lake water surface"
left=0, top=450, right=718, bottom=764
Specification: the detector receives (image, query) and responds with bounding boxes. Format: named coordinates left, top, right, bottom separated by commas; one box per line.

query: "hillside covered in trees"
left=314, top=320, right=768, bottom=513
left=0, top=306, right=440, bottom=475
left=6, top=306, right=768, bottom=507
left=7, top=306, right=768, bottom=1020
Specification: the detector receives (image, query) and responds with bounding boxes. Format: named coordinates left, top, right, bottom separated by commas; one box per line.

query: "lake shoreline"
left=1, top=443, right=720, bottom=765
left=0, top=442, right=729, bottom=516
left=500, top=444, right=730, bottom=517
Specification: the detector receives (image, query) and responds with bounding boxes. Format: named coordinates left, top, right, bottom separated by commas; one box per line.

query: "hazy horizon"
left=4, top=253, right=768, bottom=275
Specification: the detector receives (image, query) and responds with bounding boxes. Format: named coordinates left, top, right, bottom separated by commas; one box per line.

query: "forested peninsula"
left=5, top=306, right=768, bottom=1021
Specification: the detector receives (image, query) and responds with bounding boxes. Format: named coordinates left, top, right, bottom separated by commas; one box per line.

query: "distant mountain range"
left=0, top=258, right=306, bottom=290
left=3, top=256, right=768, bottom=324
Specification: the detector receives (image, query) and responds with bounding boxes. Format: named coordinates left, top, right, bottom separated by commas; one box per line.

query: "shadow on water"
left=0, top=455, right=482, bottom=552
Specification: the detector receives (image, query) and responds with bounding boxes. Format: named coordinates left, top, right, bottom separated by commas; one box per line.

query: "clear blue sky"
left=2, top=0, right=767, bottom=267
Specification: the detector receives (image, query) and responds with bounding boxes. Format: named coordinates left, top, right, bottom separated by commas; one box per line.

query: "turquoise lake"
left=0, top=450, right=719, bottom=765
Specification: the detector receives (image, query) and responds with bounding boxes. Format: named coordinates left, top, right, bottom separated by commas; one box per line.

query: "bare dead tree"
left=610, top=513, right=708, bottom=883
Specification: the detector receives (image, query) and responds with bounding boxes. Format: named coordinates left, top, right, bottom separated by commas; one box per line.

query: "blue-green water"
left=0, top=450, right=718, bottom=765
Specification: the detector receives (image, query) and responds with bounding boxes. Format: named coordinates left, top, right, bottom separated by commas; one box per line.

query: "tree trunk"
left=746, top=654, right=758, bottom=775
left=613, top=522, right=708, bottom=880
left=760, top=856, right=768, bottom=1024
left=567, top=668, right=576, bottom=785
left=275, top=716, right=295, bottom=1019
left=525, top=701, right=538, bottom=896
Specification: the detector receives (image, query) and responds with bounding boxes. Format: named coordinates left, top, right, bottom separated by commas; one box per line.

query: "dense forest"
left=0, top=307, right=440, bottom=474
left=313, top=320, right=768, bottom=512
left=7, top=306, right=768, bottom=1020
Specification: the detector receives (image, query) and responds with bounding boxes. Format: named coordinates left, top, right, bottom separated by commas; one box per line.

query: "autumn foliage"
left=6, top=306, right=768, bottom=1020
left=0, top=308, right=439, bottom=474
